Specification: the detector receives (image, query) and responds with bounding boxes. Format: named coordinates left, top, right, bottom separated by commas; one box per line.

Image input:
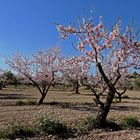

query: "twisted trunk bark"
left=96, top=90, right=115, bottom=127
left=0, top=81, right=3, bottom=90
left=37, top=78, right=54, bottom=105
left=74, top=80, right=80, bottom=94
left=95, top=62, right=117, bottom=127
left=37, top=93, right=47, bottom=105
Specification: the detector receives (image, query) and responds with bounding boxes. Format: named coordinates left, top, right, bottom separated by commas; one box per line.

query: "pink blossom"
left=93, top=27, right=99, bottom=33
left=78, top=42, right=85, bottom=51
left=5, top=47, right=60, bottom=104
left=97, top=46, right=103, bottom=52
left=57, top=14, right=140, bottom=88
left=98, top=22, right=103, bottom=29
left=66, top=26, right=75, bottom=33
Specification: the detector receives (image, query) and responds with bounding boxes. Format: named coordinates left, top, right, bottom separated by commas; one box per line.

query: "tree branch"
left=80, top=78, right=104, bottom=107
left=113, top=69, right=121, bottom=86
left=115, top=87, right=127, bottom=96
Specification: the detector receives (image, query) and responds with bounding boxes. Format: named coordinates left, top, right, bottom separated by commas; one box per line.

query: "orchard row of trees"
left=1, top=14, right=140, bottom=127
left=2, top=48, right=139, bottom=104
left=3, top=49, right=90, bottom=104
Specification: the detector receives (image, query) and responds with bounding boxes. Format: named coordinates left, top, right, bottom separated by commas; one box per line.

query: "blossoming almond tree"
left=59, top=56, right=89, bottom=94
left=57, top=16, right=140, bottom=127
left=5, top=47, right=60, bottom=105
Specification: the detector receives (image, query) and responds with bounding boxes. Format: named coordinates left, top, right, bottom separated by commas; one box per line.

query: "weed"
left=120, top=116, right=140, bottom=129
left=0, top=122, right=34, bottom=139
left=35, top=116, right=69, bottom=137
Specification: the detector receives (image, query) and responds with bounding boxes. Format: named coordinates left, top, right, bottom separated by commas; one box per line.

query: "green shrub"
left=0, top=129, right=6, bottom=138
left=120, top=116, right=140, bottom=129
left=26, top=100, right=37, bottom=105
left=0, top=122, right=34, bottom=139
left=16, top=100, right=37, bottom=106
left=79, top=116, right=121, bottom=133
left=35, top=116, right=68, bottom=136
left=16, top=100, right=26, bottom=106
left=78, top=116, right=100, bottom=133
left=84, top=116, right=99, bottom=130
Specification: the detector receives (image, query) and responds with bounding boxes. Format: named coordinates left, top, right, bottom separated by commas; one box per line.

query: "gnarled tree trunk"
left=0, top=81, right=3, bottom=90
left=95, top=62, right=118, bottom=127
left=36, top=78, right=54, bottom=105
left=37, top=93, right=47, bottom=105
left=74, top=80, right=80, bottom=94
left=96, top=90, right=115, bottom=127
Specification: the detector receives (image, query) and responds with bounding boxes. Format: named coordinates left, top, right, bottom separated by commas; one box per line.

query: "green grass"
left=120, top=116, right=140, bottom=129
left=35, top=116, right=69, bottom=137
left=78, top=116, right=121, bottom=134
left=16, top=100, right=37, bottom=106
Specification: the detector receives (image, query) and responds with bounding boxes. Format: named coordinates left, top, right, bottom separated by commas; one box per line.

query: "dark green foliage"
left=16, top=100, right=26, bottom=106
left=120, top=116, right=140, bottom=129
left=4, top=71, right=19, bottom=86
left=27, top=100, right=37, bottom=105
left=0, top=122, right=34, bottom=139
left=35, top=116, right=68, bottom=136
left=16, top=100, right=37, bottom=106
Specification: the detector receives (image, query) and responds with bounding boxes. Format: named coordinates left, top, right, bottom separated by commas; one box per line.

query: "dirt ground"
left=0, top=86, right=140, bottom=140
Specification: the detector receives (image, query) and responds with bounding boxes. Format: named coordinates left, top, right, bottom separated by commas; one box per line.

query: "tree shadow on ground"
left=130, top=97, right=140, bottom=100
left=0, top=93, right=28, bottom=100
left=44, top=101, right=140, bottom=113
left=44, top=101, right=98, bottom=112
left=110, top=105, right=140, bottom=112
left=80, top=93, right=94, bottom=96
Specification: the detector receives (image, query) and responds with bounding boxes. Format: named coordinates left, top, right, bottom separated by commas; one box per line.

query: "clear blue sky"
left=0, top=0, right=140, bottom=69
